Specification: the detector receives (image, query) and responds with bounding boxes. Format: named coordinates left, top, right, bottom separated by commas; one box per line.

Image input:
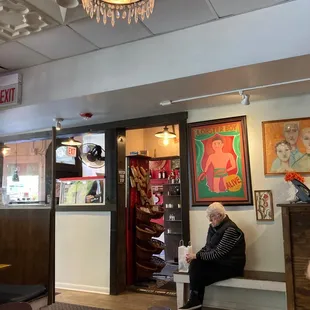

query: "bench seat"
left=0, top=284, right=47, bottom=305
left=173, top=271, right=286, bottom=309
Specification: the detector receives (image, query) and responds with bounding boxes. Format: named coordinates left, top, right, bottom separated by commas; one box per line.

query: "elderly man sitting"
left=179, top=202, right=246, bottom=310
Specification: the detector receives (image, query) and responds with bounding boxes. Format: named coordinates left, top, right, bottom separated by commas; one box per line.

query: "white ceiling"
left=0, top=0, right=293, bottom=70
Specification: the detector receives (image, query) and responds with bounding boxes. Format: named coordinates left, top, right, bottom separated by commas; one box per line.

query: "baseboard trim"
left=56, top=282, right=109, bottom=295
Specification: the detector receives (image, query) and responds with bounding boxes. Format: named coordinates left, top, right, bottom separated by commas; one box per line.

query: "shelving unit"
left=163, top=182, right=182, bottom=262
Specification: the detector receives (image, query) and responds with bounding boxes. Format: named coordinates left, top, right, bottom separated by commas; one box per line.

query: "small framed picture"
left=254, top=190, right=274, bottom=221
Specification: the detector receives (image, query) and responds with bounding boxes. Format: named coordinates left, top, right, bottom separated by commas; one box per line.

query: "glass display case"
left=59, top=176, right=105, bottom=206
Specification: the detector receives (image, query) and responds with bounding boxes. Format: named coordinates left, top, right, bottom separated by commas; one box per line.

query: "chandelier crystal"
left=81, top=0, right=155, bottom=27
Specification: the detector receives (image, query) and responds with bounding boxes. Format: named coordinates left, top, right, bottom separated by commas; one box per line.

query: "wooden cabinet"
left=278, top=204, right=310, bottom=310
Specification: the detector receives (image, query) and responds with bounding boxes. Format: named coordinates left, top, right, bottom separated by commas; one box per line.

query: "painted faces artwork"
left=292, top=128, right=310, bottom=172
left=264, top=119, right=310, bottom=174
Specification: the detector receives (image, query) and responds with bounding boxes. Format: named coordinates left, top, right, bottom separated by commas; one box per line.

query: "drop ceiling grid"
left=0, top=41, right=50, bottom=70
left=0, top=0, right=294, bottom=70
left=209, top=0, right=292, bottom=17
left=17, top=26, right=98, bottom=60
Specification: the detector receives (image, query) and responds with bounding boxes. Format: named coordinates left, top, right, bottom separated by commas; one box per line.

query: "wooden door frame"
left=106, top=112, right=190, bottom=294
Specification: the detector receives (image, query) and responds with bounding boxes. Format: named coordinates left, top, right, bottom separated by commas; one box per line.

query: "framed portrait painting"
left=189, top=116, right=252, bottom=206
left=262, top=117, right=310, bottom=175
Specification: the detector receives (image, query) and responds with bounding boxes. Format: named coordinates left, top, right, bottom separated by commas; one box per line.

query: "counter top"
left=277, top=203, right=310, bottom=208
left=56, top=203, right=116, bottom=212
left=0, top=204, right=50, bottom=210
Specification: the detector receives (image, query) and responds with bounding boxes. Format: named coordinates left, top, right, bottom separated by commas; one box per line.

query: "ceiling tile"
left=142, top=0, right=217, bottom=34
left=18, top=26, right=97, bottom=60
left=210, top=0, right=289, bottom=17
left=69, top=17, right=152, bottom=49
left=0, top=42, right=49, bottom=70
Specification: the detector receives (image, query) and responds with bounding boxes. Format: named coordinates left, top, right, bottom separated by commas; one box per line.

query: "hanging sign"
left=0, top=73, right=22, bottom=108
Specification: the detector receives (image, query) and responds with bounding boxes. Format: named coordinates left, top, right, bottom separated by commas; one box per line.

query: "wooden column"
left=106, top=128, right=126, bottom=295
left=278, top=203, right=310, bottom=310
left=179, top=119, right=190, bottom=244
left=0, top=143, right=3, bottom=188
left=48, top=127, right=56, bottom=304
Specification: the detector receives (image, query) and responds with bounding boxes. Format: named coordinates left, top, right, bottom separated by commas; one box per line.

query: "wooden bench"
left=173, top=270, right=286, bottom=309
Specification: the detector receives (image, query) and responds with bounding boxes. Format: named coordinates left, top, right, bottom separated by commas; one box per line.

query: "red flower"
left=284, top=171, right=305, bottom=183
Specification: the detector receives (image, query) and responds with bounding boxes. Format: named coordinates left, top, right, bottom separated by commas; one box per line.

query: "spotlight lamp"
left=54, top=118, right=64, bottom=131
left=239, top=90, right=250, bottom=105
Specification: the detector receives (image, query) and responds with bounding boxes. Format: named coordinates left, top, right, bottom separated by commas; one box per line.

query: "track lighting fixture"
left=54, top=118, right=64, bottom=131
left=239, top=91, right=250, bottom=105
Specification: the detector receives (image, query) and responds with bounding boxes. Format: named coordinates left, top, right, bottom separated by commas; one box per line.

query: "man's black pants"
left=189, top=259, right=242, bottom=301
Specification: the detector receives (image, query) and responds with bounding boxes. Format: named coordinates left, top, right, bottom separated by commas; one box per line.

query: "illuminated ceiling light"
left=155, top=126, right=176, bottom=139
left=61, top=137, right=82, bottom=146
left=54, top=118, right=64, bottom=131
left=56, top=0, right=79, bottom=8
left=0, top=144, right=10, bottom=156
left=239, top=90, right=250, bottom=105
left=81, top=0, right=155, bottom=27
left=163, top=138, right=169, bottom=146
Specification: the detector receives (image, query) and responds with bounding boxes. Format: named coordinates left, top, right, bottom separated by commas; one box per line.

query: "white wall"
left=55, top=212, right=111, bottom=294
left=188, top=93, right=310, bottom=273
left=126, top=126, right=180, bottom=158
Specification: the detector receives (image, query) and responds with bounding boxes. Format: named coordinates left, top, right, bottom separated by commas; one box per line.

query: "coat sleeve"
left=196, top=227, right=241, bottom=261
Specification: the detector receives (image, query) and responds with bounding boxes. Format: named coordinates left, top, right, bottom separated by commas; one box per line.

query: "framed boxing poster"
left=189, top=116, right=252, bottom=206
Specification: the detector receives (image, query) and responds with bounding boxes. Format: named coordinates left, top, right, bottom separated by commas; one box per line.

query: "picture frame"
left=254, top=190, right=274, bottom=221
left=262, top=117, right=310, bottom=175
left=189, top=116, right=252, bottom=206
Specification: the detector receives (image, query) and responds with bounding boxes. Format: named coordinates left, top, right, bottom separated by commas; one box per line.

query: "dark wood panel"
left=48, top=127, right=56, bottom=304
left=290, top=211, right=310, bottom=310
left=116, top=129, right=126, bottom=294
left=0, top=143, right=3, bottom=188
left=107, top=128, right=126, bottom=295
left=179, top=118, right=190, bottom=245
left=279, top=204, right=310, bottom=310
left=281, top=206, right=296, bottom=310
left=0, top=208, right=50, bottom=285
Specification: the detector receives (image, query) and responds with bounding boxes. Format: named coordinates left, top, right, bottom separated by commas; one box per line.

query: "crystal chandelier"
left=81, top=0, right=155, bottom=27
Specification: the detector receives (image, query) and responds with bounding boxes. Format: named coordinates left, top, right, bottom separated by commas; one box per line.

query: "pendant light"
left=12, top=144, right=19, bottom=182
left=0, top=144, right=10, bottom=156
left=61, top=137, right=82, bottom=146
left=56, top=0, right=79, bottom=8
left=155, top=126, right=176, bottom=139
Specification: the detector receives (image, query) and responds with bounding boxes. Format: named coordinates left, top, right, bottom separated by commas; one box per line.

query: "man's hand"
left=186, top=253, right=197, bottom=263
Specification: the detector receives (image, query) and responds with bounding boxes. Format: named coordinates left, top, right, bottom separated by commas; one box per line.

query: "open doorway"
left=125, top=125, right=181, bottom=295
